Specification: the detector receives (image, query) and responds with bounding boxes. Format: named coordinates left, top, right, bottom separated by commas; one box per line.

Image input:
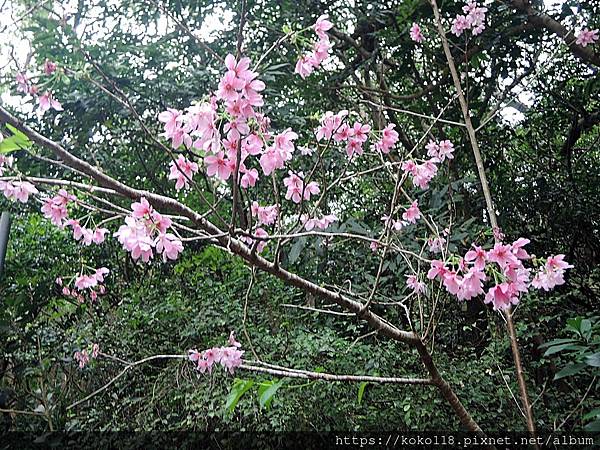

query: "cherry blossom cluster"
left=188, top=332, right=244, bottom=375
left=400, top=139, right=455, bottom=189
left=576, top=28, right=599, bottom=47
left=283, top=171, right=320, bottom=203
left=251, top=201, right=278, bottom=226
left=410, top=23, right=424, bottom=43
left=427, top=235, right=447, bottom=253
left=424, top=238, right=572, bottom=310
left=371, top=124, right=400, bottom=154
left=41, top=189, right=73, bottom=226
left=57, top=267, right=109, bottom=303
left=40, top=188, right=108, bottom=246
left=158, top=54, right=265, bottom=188
left=381, top=200, right=422, bottom=232
left=0, top=180, right=38, bottom=203
left=315, top=110, right=379, bottom=158
left=294, top=15, right=334, bottom=79
left=301, top=213, right=337, bottom=231
left=406, top=274, right=427, bottom=295
left=451, top=1, right=487, bottom=37
left=66, top=220, right=109, bottom=246
left=74, top=343, right=100, bottom=369
left=15, top=60, right=63, bottom=116
left=169, top=155, right=199, bottom=191
left=531, top=255, right=573, bottom=291
left=114, top=197, right=183, bottom=263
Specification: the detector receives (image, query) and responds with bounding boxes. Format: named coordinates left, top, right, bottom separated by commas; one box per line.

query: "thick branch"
left=511, top=0, right=600, bottom=67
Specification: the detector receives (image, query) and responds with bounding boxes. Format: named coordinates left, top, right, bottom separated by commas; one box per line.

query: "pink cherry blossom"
left=427, top=260, right=449, bottom=280
left=406, top=274, right=427, bottom=294
left=228, top=331, right=242, bottom=348
left=301, top=213, right=337, bottom=231
left=43, top=60, right=57, bottom=75
left=314, top=14, right=333, bottom=40
left=316, top=110, right=347, bottom=141
left=345, top=138, right=364, bottom=158
left=132, top=197, right=153, bottom=218
left=155, top=233, right=184, bottom=261
left=575, top=28, right=598, bottom=47
left=94, top=267, right=110, bottom=283
left=37, top=91, right=63, bottom=115
left=254, top=227, right=268, bottom=253
left=240, top=167, right=259, bottom=188
left=451, top=15, right=470, bottom=37
left=511, top=237, right=530, bottom=260
left=205, top=151, right=233, bottom=180
left=259, top=147, right=284, bottom=176
left=484, top=283, right=519, bottom=310
left=224, top=54, right=254, bottom=82
left=217, top=70, right=245, bottom=101
left=158, top=108, right=181, bottom=137
left=428, top=236, right=446, bottom=253
left=16, top=72, right=30, bottom=93
left=410, top=23, right=424, bottom=43
left=41, top=190, right=71, bottom=226
left=442, top=270, right=461, bottom=295
left=402, top=200, right=421, bottom=224
left=456, top=267, right=485, bottom=300
left=532, top=254, right=573, bottom=291
left=190, top=338, right=244, bottom=375
left=251, top=202, right=278, bottom=226
left=464, top=245, right=487, bottom=270
left=74, top=274, right=97, bottom=290
left=312, top=38, right=332, bottom=65
left=295, top=55, right=315, bottom=79
left=373, top=123, right=399, bottom=153
left=91, top=343, right=100, bottom=358
left=381, top=215, right=405, bottom=231
left=114, top=215, right=156, bottom=263
left=487, top=243, right=519, bottom=269
left=0, top=181, right=38, bottom=203
left=169, top=155, right=199, bottom=191
left=452, top=1, right=487, bottom=37
left=74, top=350, right=90, bottom=368
left=92, top=228, right=109, bottom=244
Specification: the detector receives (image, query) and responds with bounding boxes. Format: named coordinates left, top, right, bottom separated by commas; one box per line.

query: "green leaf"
left=538, top=338, right=577, bottom=349
left=566, top=317, right=583, bottom=335
left=584, top=353, right=600, bottom=368
left=543, top=343, right=585, bottom=356
left=553, top=363, right=587, bottom=380
left=357, top=381, right=368, bottom=405
left=584, top=419, right=600, bottom=432
left=258, top=379, right=284, bottom=409
left=224, top=379, right=254, bottom=414
left=583, top=408, right=600, bottom=421
left=0, top=124, right=32, bottom=154
left=288, top=237, right=307, bottom=264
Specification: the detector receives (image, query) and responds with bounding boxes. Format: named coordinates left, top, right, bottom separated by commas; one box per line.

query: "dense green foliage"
left=1, top=0, right=598, bottom=435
